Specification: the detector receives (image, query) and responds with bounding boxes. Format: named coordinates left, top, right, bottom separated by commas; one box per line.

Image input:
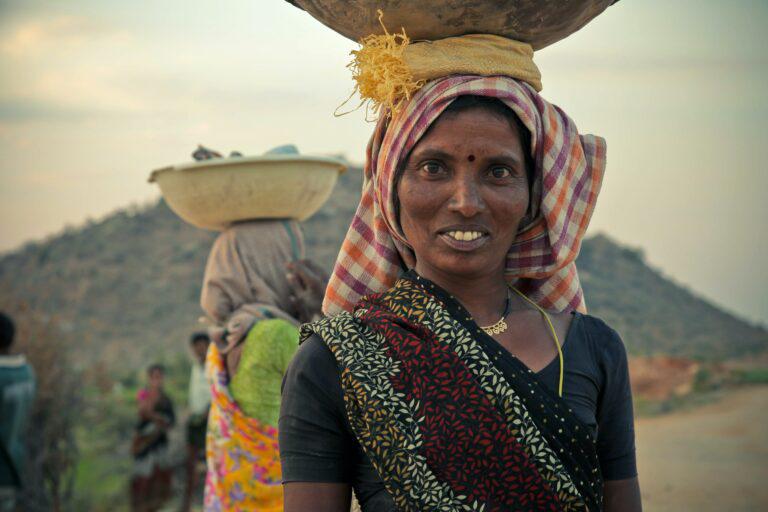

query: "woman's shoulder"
left=572, top=312, right=629, bottom=363
left=283, top=332, right=342, bottom=399
left=280, top=333, right=349, bottom=438
left=288, top=333, right=337, bottom=372
left=298, top=310, right=369, bottom=357
left=301, top=310, right=359, bottom=336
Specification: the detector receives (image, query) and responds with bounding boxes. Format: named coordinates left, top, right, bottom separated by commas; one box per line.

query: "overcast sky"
left=1, top=0, right=766, bottom=324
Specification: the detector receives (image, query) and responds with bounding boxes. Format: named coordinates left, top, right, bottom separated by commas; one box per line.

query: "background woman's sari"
left=204, top=343, right=283, bottom=512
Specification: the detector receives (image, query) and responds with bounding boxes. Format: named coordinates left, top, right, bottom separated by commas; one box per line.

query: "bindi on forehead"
left=467, top=154, right=476, bottom=162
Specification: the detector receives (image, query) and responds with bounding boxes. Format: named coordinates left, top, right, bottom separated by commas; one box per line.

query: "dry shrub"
left=0, top=301, right=82, bottom=512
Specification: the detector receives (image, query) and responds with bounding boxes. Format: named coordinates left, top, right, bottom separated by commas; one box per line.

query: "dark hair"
left=0, top=311, right=15, bottom=350
left=190, top=332, right=210, bottom=345
left=440, top=95, right=535, bottom=184
left=147, top=363, right=165, bottom=376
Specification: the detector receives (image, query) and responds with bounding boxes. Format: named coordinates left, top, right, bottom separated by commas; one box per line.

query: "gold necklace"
left=479, top=289, right=512, bottom=336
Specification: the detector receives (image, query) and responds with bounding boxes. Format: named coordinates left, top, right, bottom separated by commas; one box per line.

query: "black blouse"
left=279, top=312, right=637, bottom=512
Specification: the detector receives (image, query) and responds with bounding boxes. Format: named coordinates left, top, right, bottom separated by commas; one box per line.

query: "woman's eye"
left=489, top=166, right=513, bottom=179
left=420, top=162, right=445, bottom=176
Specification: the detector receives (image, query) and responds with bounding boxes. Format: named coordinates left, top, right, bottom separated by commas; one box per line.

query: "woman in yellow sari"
left=201, top=220, right=326, bottom=511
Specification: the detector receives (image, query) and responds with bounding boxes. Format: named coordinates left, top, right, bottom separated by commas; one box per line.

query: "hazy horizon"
left=1, top=0, right=766, bottom=324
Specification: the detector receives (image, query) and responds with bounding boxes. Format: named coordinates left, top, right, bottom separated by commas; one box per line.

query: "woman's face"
left=397, top=106, right=530, bottom=282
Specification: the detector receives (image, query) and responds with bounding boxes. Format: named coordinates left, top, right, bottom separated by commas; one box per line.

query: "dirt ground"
left=636, top=386, right=768, bottom=512
left=629, top=356, right=700, bottom=401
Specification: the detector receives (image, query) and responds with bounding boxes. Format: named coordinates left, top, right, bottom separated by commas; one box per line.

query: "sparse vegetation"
left=0, top=301, right=82, bottom=512
left=731, top=367, right=768, bottom=385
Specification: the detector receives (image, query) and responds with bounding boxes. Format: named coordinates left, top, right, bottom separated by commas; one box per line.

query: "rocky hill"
left=0, top=164, right=765, bottom=367
left=576, top=236, right=766, bottom=358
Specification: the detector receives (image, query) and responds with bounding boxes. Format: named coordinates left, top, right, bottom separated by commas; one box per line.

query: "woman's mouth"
left=438, top=229, right=489, bottom=251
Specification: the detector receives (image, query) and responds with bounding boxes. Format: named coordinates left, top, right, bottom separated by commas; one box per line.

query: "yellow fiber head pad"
left=346, top=12, right=542, bottom=117
left=406, top=34, right=541, bottom=91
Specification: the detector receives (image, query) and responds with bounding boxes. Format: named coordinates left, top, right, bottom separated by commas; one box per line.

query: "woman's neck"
left=413, top=262, right=510, bottom=325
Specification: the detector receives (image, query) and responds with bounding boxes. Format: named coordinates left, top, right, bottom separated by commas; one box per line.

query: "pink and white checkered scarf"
left=323, top=75, right=606, bottom=315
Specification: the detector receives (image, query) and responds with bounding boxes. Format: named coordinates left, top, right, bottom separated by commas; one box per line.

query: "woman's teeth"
left=446, top=231, right=484, bottom=241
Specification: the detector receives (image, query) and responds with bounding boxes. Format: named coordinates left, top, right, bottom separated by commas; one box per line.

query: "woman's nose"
left=447, top=176, right=485, bottom=217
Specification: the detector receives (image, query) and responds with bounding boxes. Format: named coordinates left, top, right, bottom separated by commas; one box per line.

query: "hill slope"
left=0, top=165, right=765, bottom=366
left=577, top=236, right=766, bottom=358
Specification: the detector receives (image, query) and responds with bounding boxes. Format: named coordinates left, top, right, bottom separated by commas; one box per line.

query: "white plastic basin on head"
left=149, top=154, right=347, bottom=231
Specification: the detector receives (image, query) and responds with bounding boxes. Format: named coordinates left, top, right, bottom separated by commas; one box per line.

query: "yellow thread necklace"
left=481, top=287, right=565, bottom=397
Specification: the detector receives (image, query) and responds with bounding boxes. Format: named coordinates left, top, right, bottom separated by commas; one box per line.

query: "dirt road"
left=636, top=386, right=768, bottom=512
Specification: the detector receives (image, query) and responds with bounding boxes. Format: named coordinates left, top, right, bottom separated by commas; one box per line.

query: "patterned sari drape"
left=304, top=272, right=602, bottom=512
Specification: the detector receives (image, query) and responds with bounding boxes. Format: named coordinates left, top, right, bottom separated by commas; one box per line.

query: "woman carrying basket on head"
left=278, top=8, right=642, bottom=512
left=200, top=220, right=328, bottom=511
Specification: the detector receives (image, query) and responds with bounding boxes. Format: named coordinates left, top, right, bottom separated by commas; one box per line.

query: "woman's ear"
left=519, top=213, right=534, bottom=231
left=393, top=174, right=404, bottom=236
left=521, top=158, right=540, bottom=230
left=518, top=197, right=536, bottom=231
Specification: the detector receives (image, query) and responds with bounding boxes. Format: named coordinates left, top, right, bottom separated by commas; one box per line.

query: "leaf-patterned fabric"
left=303, top=271, right=602, bottom=512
